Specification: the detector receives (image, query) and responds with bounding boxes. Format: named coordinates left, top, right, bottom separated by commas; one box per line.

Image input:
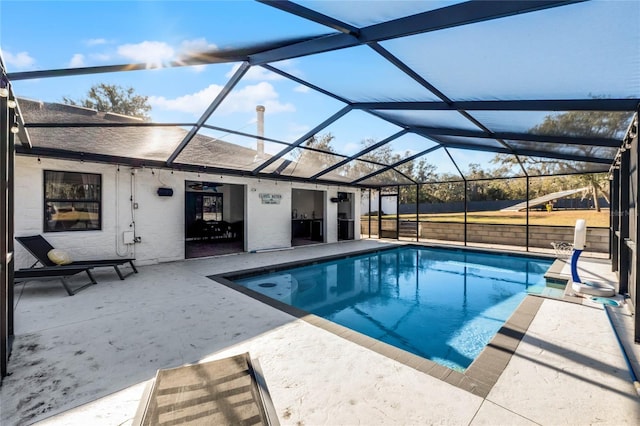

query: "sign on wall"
left=259, top=193, right=282, bottom=204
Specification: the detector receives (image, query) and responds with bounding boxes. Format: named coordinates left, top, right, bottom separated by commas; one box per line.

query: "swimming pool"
left=233, top=246, right=553, bottom=371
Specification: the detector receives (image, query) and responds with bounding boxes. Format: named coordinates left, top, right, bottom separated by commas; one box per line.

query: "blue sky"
left=0, top=2, right=331, bottom=130
left=1, top=0, right=639, bottom=176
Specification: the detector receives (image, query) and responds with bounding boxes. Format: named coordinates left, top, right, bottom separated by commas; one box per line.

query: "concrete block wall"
left=360, top=219, right=609, bottom=253
left=466, top=223, right=527, bottom=246
left=527, top=225, right=609, bottom=252
left=13, top=156, right=361, bottom=267
left=422, top=222, right=465, bottom=242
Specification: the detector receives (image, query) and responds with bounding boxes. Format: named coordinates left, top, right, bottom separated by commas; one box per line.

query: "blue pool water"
left=235, top=246, right=552, bottom=371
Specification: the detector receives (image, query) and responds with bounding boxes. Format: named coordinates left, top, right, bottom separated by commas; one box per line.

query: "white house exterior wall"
left=13, top=156, right=361, bottom=268
left=246, top=180, right=292, bottom=252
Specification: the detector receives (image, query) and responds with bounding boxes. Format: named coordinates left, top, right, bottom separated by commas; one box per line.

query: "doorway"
left=185, top=180, right=245, bottom=258
left=337, top=192, right=355, bottom=240
left=291, top=189, right=325, bottom=246
left=379, top=187, right=399, bottom=239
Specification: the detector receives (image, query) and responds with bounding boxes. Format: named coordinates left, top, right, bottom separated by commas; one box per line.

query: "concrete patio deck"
left=1, top=240, right=639, bottom=425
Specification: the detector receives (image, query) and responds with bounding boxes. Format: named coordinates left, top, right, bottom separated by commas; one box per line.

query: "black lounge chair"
left=14, top=265, right=97, bottom=296
left=16, top=235, right=137, bottom=280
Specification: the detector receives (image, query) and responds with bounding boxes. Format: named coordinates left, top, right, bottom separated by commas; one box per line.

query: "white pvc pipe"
left=573, top=219, right=587, bottom=250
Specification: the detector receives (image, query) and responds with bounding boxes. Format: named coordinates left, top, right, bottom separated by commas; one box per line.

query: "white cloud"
left=149, top=81, right=295, bottom=117
left=172, top=38, right=219, bottom=72
left=179, top=38, right=217, bottom=54
left=117, top=41, right=175, bottom=65
left=294, top=85, right=310, bottom=93
left=230, top=82, right=295, bottom=115
left=115, top=38, right=219, bottom=69
left=149, top=84, right=222, bottom=116
left=225, top=63, right=284, bottom=81
left=86, top=38, right=108, bottom=46
left=69, top=54, right=85, bottom=68
left=2, top=50, right=35, bottom=69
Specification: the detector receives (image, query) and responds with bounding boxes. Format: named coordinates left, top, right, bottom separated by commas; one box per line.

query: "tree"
left=530, top=110, right=630, bottom=140
left=302, top=133, right=335, bottom=152
left=529, top=111, right=631, bottom=211
left=492, top=110, right=633, bottom=211
left=63, top=83, right=151, bottom=120
left=290, top=133, right=338, bottom=176
left=348, top=138, right=389, bottom=182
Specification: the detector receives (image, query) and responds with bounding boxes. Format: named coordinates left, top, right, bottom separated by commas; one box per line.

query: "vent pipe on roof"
left=256, top=105, right=265, bottom=159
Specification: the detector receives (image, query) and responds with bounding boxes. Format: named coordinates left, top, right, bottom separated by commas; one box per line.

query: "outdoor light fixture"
left=157, top=187, right=174, bottom=197
left=0, top=75, right=9, bottom=98
left=10, top=114, right=19, bottom=134
left=7, top=99, right=16, bottom=108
